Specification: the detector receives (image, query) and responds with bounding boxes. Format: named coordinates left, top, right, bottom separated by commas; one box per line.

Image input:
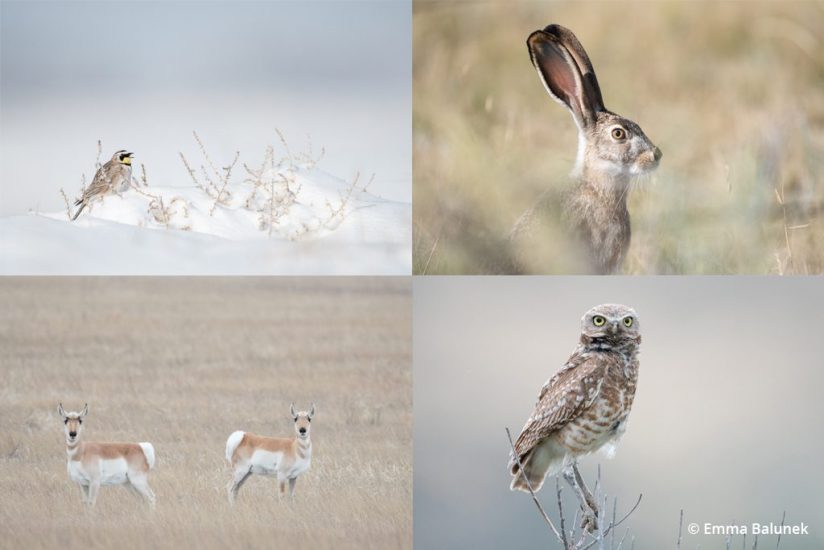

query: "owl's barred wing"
left=511, top=358, right=606, bottom=465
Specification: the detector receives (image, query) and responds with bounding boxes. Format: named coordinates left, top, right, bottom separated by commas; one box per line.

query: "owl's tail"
left=72, top=202, right=86, bottom=221
left=509, top=440, right=566, bottom=493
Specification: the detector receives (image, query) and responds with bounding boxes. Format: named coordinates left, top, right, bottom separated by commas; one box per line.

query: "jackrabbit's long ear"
left=58, top=403, right=66, bottom=418
left=527, top=25, right=605, bottom=129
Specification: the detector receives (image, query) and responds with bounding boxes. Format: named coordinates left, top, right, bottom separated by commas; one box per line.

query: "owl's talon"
left=580, top=507, right=599, bottom=533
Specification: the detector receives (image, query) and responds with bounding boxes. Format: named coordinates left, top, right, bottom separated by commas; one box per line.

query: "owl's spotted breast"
left=556, top=363, right=636, bottom=454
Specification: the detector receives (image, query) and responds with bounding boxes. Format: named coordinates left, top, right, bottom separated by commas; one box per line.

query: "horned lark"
left=72, top=150, right=133, bottom=221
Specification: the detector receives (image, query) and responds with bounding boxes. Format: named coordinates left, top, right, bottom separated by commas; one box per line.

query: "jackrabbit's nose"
left=299, top=428, right=306, bottom=434
left=69, top=432, right=77, bottom=437
left=653, top=147, right=662, bottom=161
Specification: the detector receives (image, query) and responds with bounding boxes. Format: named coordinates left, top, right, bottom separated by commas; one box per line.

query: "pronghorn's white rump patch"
left=225, top=430, right=245, bottom=464
left=139, top=442, right=156, bottom=470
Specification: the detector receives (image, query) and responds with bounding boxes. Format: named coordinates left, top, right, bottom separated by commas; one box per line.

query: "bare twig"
left=361, top=172, right=376, bottom=193
left=276, top=128, right=293, bottom=164
left=179, top=152, right=200, bottom=187
left=775, top=511, right=785, bottom=549
left=208, top=150, right=240, bottom=216
left=556, top=477, right=570, bottom=549
left=677, top=509, right=684, bottom=550
left=323, top=171, right=361, bottom=230
left=58, top=188, right=72, bottom=220
left=193, top=130, right=222, bottom=185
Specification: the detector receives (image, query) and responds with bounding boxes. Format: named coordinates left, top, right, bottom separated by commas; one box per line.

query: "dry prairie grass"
left=0, top=278, right=411, bottom=550
left=413, top=0, right=824, bottom=274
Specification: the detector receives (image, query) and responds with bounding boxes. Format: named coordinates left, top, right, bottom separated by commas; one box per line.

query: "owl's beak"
left=609, top=322, right=618, bottom=334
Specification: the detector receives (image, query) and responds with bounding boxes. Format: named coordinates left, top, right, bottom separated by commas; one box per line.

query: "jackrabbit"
left=507, top=24, right=661, bottom=274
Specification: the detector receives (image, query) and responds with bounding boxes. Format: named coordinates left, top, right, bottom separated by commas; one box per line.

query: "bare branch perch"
left=506, top=427, right=642, bottom=550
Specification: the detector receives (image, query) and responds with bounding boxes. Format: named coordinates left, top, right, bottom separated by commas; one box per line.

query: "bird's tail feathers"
left=71, top=202, right=86, bottom=221
left=509, top=441, right=566, bottom=493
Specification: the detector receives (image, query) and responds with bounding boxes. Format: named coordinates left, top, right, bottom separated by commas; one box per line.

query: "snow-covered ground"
left=0, top=157, right=410, bottom=275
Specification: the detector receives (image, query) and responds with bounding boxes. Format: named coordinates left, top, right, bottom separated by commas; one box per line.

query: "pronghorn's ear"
left=309, top=403, right=316, bottom=419
left=58, top=403, right=66, bottom=418
left=80, top=403, right=89, bottom=418
left=290, top=402, right=297, bottom=420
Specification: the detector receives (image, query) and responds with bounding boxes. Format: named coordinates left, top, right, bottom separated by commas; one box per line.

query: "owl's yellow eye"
left=592, top=315, right=606, bottom=327
left=623, top=317, right=634, bottom=327
left=611, top=127, right=626, bottom=140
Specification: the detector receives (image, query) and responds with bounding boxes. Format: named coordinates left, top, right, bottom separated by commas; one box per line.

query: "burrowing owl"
left=509, top=303, right=640, bottom=492
left=72, top=150, right=133, bottom=220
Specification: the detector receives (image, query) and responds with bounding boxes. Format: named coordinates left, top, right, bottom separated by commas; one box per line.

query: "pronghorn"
left=225, top=403, right=315, bottom=503
left=58, top=403, right=156, bottom=507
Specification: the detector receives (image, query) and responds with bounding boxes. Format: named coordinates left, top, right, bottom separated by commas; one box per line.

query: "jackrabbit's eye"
left=611, top=127, right=626, bottom=140
left=592, top=316, right=606, bottom=327
left=623, top=317, right=634, bottom=327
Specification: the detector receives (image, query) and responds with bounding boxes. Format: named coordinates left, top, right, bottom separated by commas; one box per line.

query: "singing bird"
left=72, top=150, right=133, bottom=220
left=509, top=304, right=641, bottom=492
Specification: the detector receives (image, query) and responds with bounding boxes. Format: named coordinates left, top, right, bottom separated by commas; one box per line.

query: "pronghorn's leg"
left=125, top=481, right=142, bottom=499
left=288, top=477, right=297, bottom=497
left=228, top=467, right=252, bottom=504
left=128, top=474, right=156, bottom=508
left=88, top=478, right=101, bottom=507
left=79, top=483, right=90, bottom=504
left=277, top=473, right=288, bottom=499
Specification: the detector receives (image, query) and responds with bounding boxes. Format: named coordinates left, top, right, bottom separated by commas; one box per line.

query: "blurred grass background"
left=413, top=0, right=824, bottom=274
left=0, top=278, right=411, bottom=549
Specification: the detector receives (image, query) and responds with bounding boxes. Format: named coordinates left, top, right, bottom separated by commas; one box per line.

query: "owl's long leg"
left=571, top=463, right=598, bottom=516
left=563, top=464, right=599, bottom=533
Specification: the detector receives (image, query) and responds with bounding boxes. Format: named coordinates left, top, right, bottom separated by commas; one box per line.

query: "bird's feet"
left=580, top=505, right=599, bottom=533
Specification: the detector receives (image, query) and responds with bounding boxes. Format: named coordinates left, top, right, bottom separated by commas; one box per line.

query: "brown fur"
left=230, top=433, right=299, bottom=464
left=69, top=441, right=151, bottom=472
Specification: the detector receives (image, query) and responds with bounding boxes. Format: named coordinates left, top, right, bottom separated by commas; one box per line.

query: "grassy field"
left=0, top=278, right=411, bottom=549
left=413, top=0, right=824, bottom=274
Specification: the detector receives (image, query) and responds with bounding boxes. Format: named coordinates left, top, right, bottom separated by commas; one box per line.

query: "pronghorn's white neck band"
left=66, top=444, right=79, bottom=458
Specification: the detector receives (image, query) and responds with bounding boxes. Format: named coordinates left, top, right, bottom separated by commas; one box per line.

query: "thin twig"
left=556, top=477, right=570, bottom=549
left=610, top=497, right=617, bottom=550
left=59, top=188, right=72, bottom=220
left=775, top=511, right=785, bottom=549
